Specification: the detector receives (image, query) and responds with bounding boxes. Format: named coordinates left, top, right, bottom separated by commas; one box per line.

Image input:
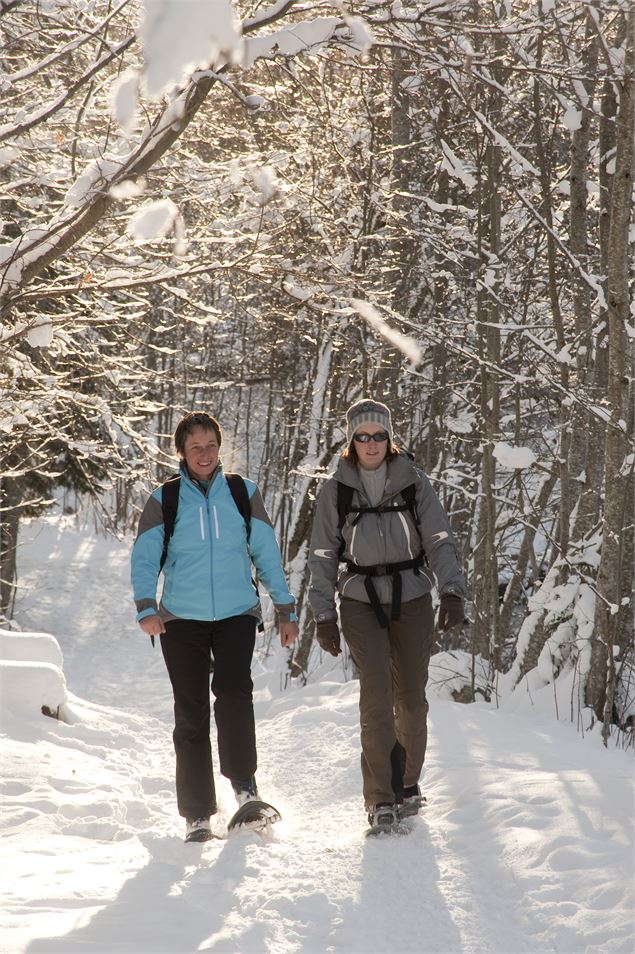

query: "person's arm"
left=130, top=489, right=166, bottom=628
left=307, top=477, right=342, bottom=622
left=414, top=469, right=466, bottom=597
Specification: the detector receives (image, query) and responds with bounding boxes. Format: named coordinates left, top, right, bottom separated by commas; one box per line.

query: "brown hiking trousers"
left=339, top=594, right=435, bottom=809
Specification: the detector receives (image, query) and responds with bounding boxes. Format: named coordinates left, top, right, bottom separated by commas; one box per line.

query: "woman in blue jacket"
left=131, top=411, right=298, bottom=842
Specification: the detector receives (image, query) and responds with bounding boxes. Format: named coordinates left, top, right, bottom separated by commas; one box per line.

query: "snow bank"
left=428, top=650, right=490, bottom=701
left=0, top=629, right=63, bottom=667
left=1, top=660, right=67, bottom=719
left=0, top=629, right=67, bottom=720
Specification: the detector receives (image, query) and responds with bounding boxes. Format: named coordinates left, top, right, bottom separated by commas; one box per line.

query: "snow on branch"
left=472, top=109, right=540, bottom=178
left=0, top=2, right=372, bottom=315
left=493, top=441, right=537, bottom=471
left=128, top=199, right=187, bottom=255
left=140, top=0, right=242, bottom=98
left=2, top=0, right=133, bottom=83
left=352, top=299, right=422, bottom=366
left=0, top=37, right=136, bottom=145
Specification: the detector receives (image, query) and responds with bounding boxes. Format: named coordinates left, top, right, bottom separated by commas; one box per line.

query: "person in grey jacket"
left=308, top=398, right=466, bottom=831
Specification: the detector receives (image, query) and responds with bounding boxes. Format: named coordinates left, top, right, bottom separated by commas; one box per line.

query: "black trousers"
left=160, top=615, right=257, bottom=819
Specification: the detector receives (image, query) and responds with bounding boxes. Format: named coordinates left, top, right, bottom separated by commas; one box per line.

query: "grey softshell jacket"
left=308, top=453, right=466, bottom=622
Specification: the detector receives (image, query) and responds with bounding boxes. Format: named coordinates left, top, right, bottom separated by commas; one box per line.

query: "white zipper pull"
left=213, top=505, right=220, bottom=539
left=199, top=508, right=205, bottom=540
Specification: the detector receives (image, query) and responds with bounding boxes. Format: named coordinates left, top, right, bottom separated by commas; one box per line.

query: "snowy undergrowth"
left=1, top=516, right=633, bottom=953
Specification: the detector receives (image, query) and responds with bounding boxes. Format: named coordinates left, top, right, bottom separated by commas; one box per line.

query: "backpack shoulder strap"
left=160, top=474, right=181, bottom=570
left=400, top=481, right=424, bottom=549
left=401, top=481, right=416, bottom=514
left=225, top=472, right=251, bottom=540
left=336, top=481, right=355, bottom=558
left=336, top=481, right=355, bottom=534
left=226, top=472, right=264, bottom=632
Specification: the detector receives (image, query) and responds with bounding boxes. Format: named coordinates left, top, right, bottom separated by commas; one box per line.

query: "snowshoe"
left=365, top=803, right=411, bottom=838
left=227, top=799, right=281, bottom=835
left=396, top=785, right=427, bottom=820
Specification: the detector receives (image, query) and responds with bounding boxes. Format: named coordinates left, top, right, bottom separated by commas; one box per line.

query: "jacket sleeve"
left=414, top=469, right=467, bottom=597
left=130, top=490, right=164, bottom=622
left=246, top=483, right=296, bottom=622
left=308, top=477, right=341, bottom=622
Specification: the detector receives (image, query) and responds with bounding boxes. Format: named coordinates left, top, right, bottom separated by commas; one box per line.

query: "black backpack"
left=159, top=472, right=251, bottom=570
left=335, top=480, right=426, bottom=629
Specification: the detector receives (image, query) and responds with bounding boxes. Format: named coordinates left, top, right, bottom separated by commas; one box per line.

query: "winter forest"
left=1, top=0, right=634, bottom=951
left=3, top=0, right=634, bottom=730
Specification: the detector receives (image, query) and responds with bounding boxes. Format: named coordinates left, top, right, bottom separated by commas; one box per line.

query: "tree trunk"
left=587, top=8, right=635, bottom=728
left=568, top=12, right=602, bottom=544
left=0, top=476, right=22, bottom=617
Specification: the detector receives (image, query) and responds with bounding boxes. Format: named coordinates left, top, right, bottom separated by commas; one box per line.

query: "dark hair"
left=342, top=440, right=400, bottom=467
left=174, top=412, right=222, bottom=454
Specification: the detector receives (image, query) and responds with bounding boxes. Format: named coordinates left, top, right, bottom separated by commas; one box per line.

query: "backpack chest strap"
left=347, top=500, right=411, bottom=525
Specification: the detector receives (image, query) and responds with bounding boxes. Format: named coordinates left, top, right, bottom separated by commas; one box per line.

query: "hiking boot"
left=367, top=802, right=397, bottom=830
left=397, top=784, right=425, bottom=818
left=231, top=777, right=259, bottom=807
left=185, top=817, right=212, bottom=843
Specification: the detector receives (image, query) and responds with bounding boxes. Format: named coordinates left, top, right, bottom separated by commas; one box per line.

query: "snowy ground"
left=1, top=516, right=634, bottom=954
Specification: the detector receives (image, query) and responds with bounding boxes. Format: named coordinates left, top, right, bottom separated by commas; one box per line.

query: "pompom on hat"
left=346, top=398, right=393, bottom=444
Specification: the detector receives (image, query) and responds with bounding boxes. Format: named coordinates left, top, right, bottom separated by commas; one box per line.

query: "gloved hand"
left=315, top=619, right=342, bottom=656
left=438, top=594, right=465, bottom=632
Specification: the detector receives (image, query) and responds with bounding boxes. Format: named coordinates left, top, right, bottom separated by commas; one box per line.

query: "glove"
left=438, top=594, right=465, bottom=632
left=315, top=619, right=342, bottom=656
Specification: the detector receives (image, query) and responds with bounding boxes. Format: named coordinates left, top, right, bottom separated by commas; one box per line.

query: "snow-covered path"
left=2, top=518, right=634, bottom=953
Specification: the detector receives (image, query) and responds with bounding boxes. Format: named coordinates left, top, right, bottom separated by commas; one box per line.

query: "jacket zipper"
left=213, top=505, right=220, bottom=539
left=199, top=507, right=205, bottom=540
left=204, top=495, right=216, bottom=620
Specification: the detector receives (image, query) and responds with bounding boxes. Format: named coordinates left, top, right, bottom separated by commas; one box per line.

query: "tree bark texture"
left=587, top=8, right=635, bottom=726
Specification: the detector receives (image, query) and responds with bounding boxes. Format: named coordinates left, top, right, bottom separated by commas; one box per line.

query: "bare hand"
left=139, top=614, right=166, bottom=637
left=279, top=621, right=299, bottom=647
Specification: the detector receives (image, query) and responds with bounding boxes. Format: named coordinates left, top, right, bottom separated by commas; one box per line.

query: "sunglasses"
left=353, top=431, right=389, bottom=443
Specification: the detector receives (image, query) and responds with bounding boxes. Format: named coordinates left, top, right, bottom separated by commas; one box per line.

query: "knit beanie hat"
left=346, top=398, right=393, bottom=444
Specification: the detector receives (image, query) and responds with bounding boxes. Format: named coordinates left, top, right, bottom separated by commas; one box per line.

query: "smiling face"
left=181, top=426, right=220, bottom=481
left=353, top=421, right=389, bottom=470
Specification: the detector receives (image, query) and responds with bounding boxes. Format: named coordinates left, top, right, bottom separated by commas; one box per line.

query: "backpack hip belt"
left=344, top=552, right=425, bottom=629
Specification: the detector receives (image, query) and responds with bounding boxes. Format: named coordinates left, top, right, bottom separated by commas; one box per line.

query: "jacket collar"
left=179, top=460, right=223, bottom=493
left=334, top=453, right=417, bottom=501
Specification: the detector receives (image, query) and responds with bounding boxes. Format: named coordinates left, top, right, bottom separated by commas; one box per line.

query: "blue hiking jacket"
left=131, top=463, right=296, bottom=624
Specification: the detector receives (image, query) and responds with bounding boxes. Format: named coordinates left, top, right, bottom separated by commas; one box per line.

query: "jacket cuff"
left=440, top=585, right=465, bottom=599
left=136, top=600, right=158, bottom=622
left=275, top=603, right=297, bottom=624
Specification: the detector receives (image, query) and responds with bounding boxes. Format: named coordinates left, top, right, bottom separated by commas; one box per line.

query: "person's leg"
left=160, top=619, right=217, bottom=819
left=390, top=594, right=435, bottom=789
left=340, top=597, right=395, bottom=808
left=210, top=614, right=257, bottom=785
